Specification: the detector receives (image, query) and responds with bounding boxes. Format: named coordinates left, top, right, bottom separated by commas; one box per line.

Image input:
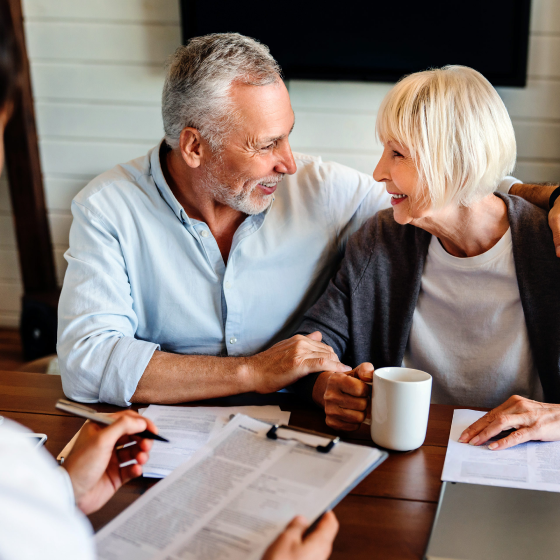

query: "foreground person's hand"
left=459, top=395, right=560, bottom=450
left=262, top=512, right=339, bottom=560
left=313, top=363, right=373, bottom=431
left=247, top=332, right=352, bottom=394
left=62, top=410, right=156, bottom=514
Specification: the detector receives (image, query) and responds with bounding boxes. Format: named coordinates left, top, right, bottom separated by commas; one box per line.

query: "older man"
left=58, top=33, right=555, bottom=406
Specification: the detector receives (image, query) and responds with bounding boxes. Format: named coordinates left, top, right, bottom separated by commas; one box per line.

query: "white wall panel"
left=0, top=249, right=21, bottom=282
left=36, top=102, right=164, bottom=141
left=23, top=0, right=180, bottom=23
left=528, top=36, right=560, bottom=78
left=39, top=140, right=155, bottom=176
left=289, top=80, right=392, bottom=113
left=291, top=112, right=380, bottom=152
left=49, top=213, right=72, bottom=246
left=44, top=176, right=92, bottom=212
left=0, top=175, right=11, bottom=213
left=0, top=282, right=23, bottom=314
left=514, top=160, right=560, bottom=184
left=25, top=22, right=181, bottom=64
left=0, top=216, right=16, bottom=247
left=531, top=0, right=560, bottom=34
left=498, top=80, right=560, bottom=120
left=31, top=62, right=165, bottom=104
left=514, top=121, right=560, bottom=160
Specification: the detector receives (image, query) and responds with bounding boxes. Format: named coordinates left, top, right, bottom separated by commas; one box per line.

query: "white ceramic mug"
left=370, top=367, right=432, bottom=451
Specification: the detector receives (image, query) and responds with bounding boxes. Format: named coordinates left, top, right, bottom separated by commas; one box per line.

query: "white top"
left=403, top=229, right=544, bottom=408
left=0, top=420, right=94, bottom=560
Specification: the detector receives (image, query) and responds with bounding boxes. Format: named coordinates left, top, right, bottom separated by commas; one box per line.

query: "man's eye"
left=262, top=142, right=276, bottom=151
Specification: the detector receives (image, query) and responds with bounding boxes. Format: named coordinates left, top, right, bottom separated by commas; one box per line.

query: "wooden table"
left=0, top=370, right=470, bottom=559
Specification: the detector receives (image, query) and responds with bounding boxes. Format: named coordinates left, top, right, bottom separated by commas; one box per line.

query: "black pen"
left=55, top=399, right=169, bottom=442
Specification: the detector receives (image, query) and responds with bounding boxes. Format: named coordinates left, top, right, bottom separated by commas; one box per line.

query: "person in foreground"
left=0, top=414, right=338, bottom=560
left=294, top=65, right=560, bottom=451
left=57, top=33, right=549, bottom=408
left=0, top=6, right=337, bottom=559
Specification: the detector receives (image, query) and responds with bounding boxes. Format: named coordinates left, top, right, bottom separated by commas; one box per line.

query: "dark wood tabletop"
left=0, top=370, right=478, bottom=560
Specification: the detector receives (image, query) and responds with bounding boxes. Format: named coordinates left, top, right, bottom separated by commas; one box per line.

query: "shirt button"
left=200, top=230, right=209, bottom=238
left=229, top=337, right=237, bottom=344
left=224, top=281, right=231, bottom=289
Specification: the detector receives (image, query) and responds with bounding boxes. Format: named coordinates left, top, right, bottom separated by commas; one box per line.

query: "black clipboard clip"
left=266, top=424, right=340, bottom=453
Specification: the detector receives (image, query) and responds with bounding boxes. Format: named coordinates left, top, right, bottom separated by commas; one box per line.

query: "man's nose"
left=275, top=143, right=297, bottom=175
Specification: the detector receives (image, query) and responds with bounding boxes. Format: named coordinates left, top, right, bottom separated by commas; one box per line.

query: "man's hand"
left=62, top=410, right=157, bottom=514
left=246, top=332, right=352, bottom=394
left=509, top=182, right=560, bottom=257
left=262, top=512, right=339, bottom=560
left=458, top=395, right=560, bottom=450
left=312, top=362, right=373, bottom=431
left=549, top=198, right=560, bottom=257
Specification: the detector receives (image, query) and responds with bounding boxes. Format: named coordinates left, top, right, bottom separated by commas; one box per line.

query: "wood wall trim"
left=4, top=0, right=57, bottom=294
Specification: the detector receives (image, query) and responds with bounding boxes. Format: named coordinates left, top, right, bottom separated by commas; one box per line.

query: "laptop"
left=425, top=481, right=560, bottom=560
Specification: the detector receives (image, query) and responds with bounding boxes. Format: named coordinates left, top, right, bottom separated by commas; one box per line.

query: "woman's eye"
left=392, top=150, right=403, bottom=158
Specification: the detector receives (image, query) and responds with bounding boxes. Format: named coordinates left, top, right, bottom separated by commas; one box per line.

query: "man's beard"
left=200, top=158, right=284, bottom=215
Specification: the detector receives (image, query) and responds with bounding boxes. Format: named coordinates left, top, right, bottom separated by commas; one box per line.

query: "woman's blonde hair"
left=376, top=65, right=516, bottom=208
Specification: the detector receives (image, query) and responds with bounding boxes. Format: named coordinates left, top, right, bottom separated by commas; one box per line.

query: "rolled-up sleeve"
left=58, top=201, right=159, bottom=406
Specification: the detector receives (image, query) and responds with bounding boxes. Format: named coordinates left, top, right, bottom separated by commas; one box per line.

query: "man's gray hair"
left=162, top=33, right=282, bottom=151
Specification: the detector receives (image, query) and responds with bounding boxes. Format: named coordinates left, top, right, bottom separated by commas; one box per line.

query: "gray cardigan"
left=293, top=193, right=560, bottom=404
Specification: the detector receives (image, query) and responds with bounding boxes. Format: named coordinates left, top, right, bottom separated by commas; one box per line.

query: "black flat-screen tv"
left=180, top=0, right=531, bottom=87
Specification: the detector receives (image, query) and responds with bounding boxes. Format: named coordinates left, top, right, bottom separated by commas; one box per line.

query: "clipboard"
left=94, top=414, right=389, bottom=560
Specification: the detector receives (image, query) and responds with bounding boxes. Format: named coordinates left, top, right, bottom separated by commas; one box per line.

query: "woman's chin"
left=392, top=208, right=411, bottom=225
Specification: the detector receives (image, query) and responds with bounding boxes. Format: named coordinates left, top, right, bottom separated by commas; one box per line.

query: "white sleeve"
left=58, top=200, right=159, bottom=406
left=0, top=421, right=95, bottom=560
left=322, top=161, right=391, bottom=248
left=496, top=175, right=521, bottom=194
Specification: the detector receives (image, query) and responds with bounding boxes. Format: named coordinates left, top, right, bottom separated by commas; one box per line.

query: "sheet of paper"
left=140, top=405, right=291, bottom=478
left=442, top=408, right=560, bottom=492
left=96, top=414, right=384, bottom=560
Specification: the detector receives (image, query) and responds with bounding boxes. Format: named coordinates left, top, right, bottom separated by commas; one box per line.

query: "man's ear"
left=179, top=127, right=205, bottom=168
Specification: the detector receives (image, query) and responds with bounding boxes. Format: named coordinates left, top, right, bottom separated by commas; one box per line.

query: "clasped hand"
left=313, top=363, right=374, bottom=431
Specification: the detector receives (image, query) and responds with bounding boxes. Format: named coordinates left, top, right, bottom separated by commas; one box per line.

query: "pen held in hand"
left=55, top=399, right=169, bottom=442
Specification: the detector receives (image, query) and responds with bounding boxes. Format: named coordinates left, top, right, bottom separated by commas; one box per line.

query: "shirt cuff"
left=58, top=466, right=76, bottom=509
left=99, top=336, right=160, bottom=407
left=497, top=175, right=521, bottom=194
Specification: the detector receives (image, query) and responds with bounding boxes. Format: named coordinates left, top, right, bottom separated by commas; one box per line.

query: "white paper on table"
left=140, top=405, right=291, bottom=478
left=95, top=414, right=385, bottom=560
left=442, top=408, right=560, bottom=492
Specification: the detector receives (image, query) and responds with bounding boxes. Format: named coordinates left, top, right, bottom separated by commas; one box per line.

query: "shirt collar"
left=149, top=138, right=275, bottom=227
left=150, top=139, right=186, bottom=223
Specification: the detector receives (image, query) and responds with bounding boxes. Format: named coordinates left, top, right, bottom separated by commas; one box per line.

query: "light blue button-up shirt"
left=58, top=141, right=518, bottom=406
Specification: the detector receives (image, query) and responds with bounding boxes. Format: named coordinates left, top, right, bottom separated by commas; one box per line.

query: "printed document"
left=442, top=409, right=560, bottom=492
left=96, top=414, right=385, bottom=560
left=140, top=405, right=291, bottom=478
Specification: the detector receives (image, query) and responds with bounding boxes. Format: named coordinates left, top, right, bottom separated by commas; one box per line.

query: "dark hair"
left=0, top=0, right=22, bottom=110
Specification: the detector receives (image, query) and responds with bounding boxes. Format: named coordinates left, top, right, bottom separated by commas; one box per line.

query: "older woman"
left=295, top=65, right=560, bottom=450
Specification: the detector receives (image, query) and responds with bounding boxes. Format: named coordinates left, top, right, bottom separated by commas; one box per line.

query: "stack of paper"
left=442, top=409, right=560, bottom=492
left=140, top=405, right=291, bottom=478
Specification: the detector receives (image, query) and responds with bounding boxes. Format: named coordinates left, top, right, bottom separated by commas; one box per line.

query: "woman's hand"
left=312, top=363, right=373, bottom=431
left=459, top=395, right=560, bottom=450
left=62, top=410, right=157, bottom=514
left=261, top=512, right=339, bottom=560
